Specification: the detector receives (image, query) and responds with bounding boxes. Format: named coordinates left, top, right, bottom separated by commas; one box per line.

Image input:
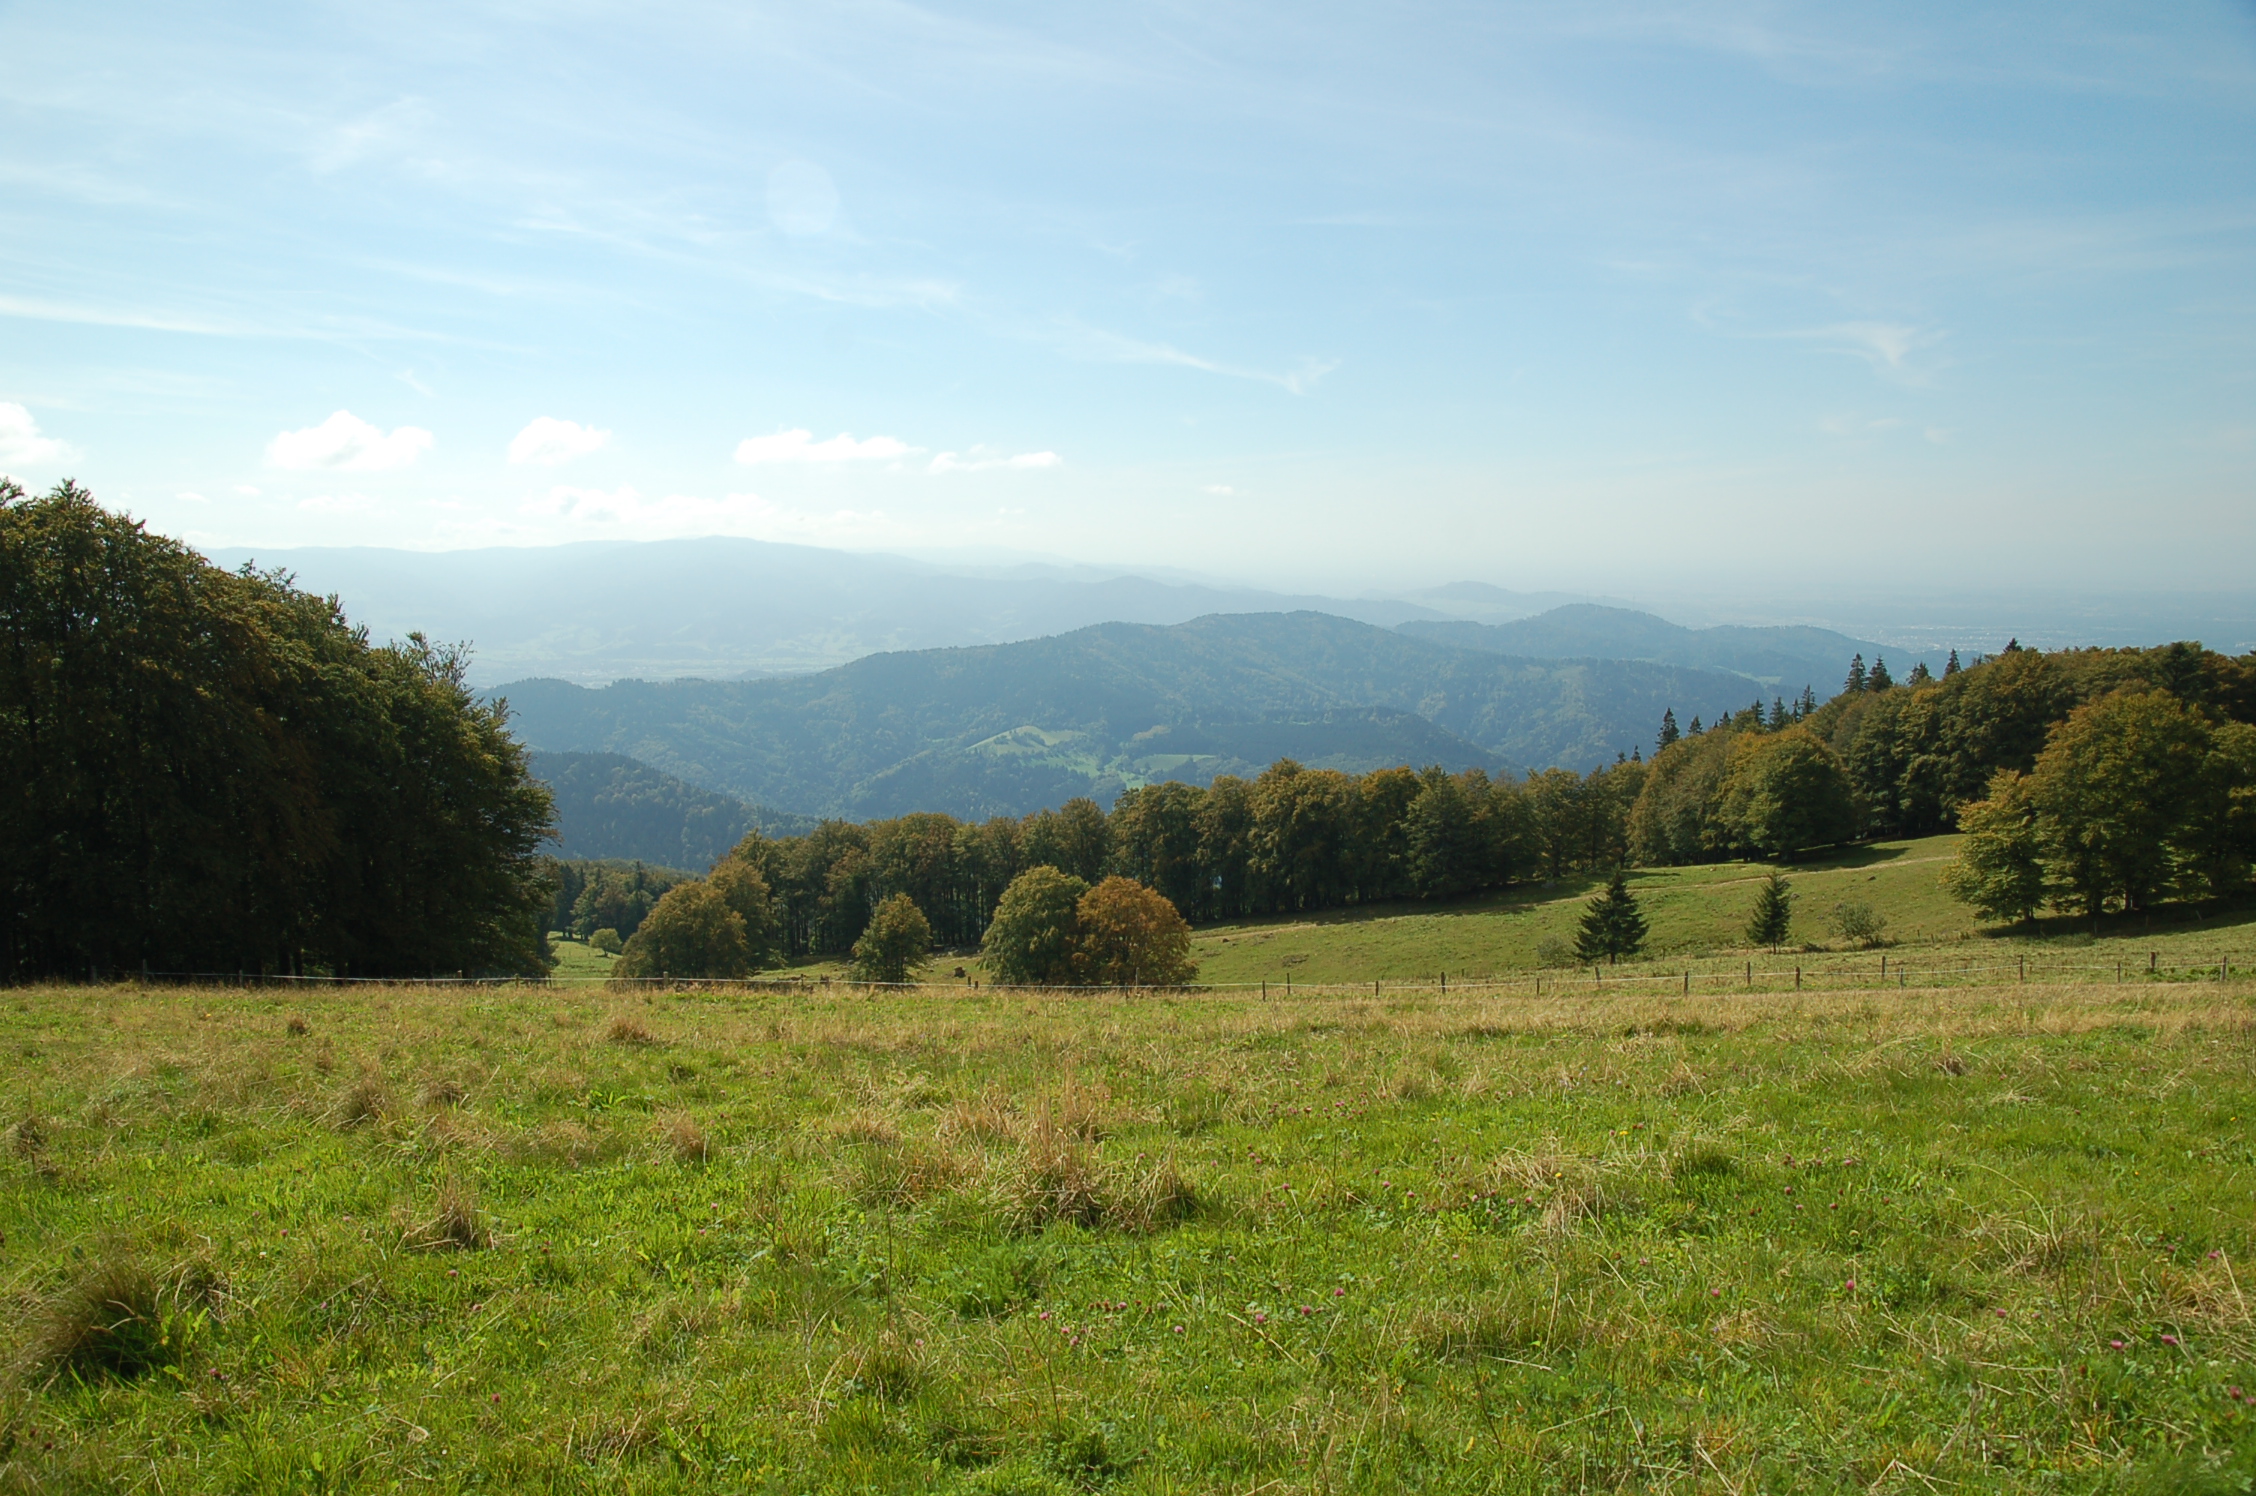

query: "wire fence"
left=60, top=950, right=2256, bottom=999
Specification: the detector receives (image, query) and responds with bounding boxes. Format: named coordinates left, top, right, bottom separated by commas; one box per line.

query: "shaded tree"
left=1939, top=770, right=2045, bottom=926
left=1745, top=870, right=1794, bottom=949
left=851, top=892, right=933, bottom=983
left=981, top=865, right=1089, bottom=984
left=617, top=882, right=750, bottom=978
left=1573, top=872, right=1647, bottom=965
left=1073, top=876, right=1197, bottom=986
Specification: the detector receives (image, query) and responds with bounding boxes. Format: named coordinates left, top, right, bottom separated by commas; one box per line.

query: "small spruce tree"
left=1844, top=654, right=1867, bottom=694
left=1907, top=661, right=1932, bottom=684
left=1867, top=657, right=1894, bottom=692
left=1657, top=708, right=1680, bottom=751
left=1687, top=716, right=1703, bottom=735
left=1796, top=686, right=1818, bottom=718
left=1944, top=649, right=1961, bottom=677
left=1768, top=696, right=1788, bottom=729
left=1745, top=870, right=1794, bottom=950
left=1573, top=871, right=1648, bottom=966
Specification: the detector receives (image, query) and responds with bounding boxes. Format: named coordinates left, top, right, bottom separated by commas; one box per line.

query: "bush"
left=589, top=927, right=624, bottom=955
left=617, top=882, right=751, bottom=978
left=982, top=867, right=1089, bottom=984
left=1073, top=876, right=1197, bottom=986
left=1831, top=900, right=1888, bottom=948
left=851, top=893, right=932, bottom=984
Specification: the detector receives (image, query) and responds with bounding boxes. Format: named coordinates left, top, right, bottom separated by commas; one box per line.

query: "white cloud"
left=177, top=491, right=208, bottom=504
left=734, top=429, right=914, bottom=464
left=267, top=411, right=432, bottom=471
left=1202, top=483, right=1236, bottom=496
left=0, top=403, right=70, bottom=465
left=508, top=416, right=612, bottom=466
left=1794, top=321, right=1945, bottom=380
left=928, top=448, right=1061, bottom=474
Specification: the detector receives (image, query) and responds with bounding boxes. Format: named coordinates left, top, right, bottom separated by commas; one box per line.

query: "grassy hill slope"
left=5, top=979, right=2251, bottom=1491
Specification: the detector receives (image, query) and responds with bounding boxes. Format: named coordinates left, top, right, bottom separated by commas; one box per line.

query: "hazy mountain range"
left=498, top=611, right=1782, bottom=822
left=209, top=538, right=1599, bottom=686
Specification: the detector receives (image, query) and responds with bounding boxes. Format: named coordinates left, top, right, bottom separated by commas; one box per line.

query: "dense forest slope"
left=494, top=612, right=1762, bottom=818
left=528, top=752, right=814, bottom=867
left=1399, top=605, right=1905, bottom=690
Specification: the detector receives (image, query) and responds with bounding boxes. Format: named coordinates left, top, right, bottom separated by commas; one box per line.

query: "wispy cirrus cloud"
left=0, top=403, right=72, bottom=466
left=268, top=410, right=432, bottom=471
left=1048, top=320, right=1341, bottom=394
left=928, top=447, right=1060, bottom=473
left=734, top=429, right=915, bottom=465
left=508, top=416, right=611, bottom=465
left=1787, top=320, right=1946, bottom=380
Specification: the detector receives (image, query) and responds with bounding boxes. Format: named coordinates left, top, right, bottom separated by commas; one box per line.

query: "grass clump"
left=401, top=1175, right=491, bottom=1252
left=20, top=1254, right=219, bottom=1383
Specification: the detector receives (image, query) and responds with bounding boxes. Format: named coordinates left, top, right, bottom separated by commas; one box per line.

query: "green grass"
left=6, top=978, right=2256, bottom=1491
left=1179, top=834, right=2256, bottom=990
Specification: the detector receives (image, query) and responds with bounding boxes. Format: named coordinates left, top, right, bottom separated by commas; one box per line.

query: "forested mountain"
left=493, top=612, right=1764, bottom=819
left=209, top=537, right=1511, bottom=685
left=1400, top=605, right=1907, bottom=691
left=529, top=752, right=816, bottom=868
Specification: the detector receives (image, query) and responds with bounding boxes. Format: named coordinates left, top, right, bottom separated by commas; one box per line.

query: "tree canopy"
left=0, top=482, right=554, bottom=979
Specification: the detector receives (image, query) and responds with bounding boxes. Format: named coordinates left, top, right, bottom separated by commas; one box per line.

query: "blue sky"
left=1, top=1, right=2251, bottom=593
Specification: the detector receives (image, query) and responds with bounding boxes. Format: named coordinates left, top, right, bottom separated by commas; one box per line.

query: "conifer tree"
left=1944, top=649, right=1961, bottom=677
left=1658, top=708, right=1680, bottom=751
left=1768, top=697, right=1788, bottom=729
left=1572, top=871, right=1648, bottom=966
left=1797, top=686, right=1818, bottom=718
left=1844, top=654, right=1867, bottom=694
left=2003, top=638, right=2021, bottom=653
left=1745, top=870, right=1794, bottom=949
left=1687, top=716, right=1703, bottom=735
left=1907, top=661, right=1932, bottom=684
left=1868, top=657, right=1894, bottom=691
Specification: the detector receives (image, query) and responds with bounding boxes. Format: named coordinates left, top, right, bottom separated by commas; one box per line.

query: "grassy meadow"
left=6, top=973, right=2256, bottom=1493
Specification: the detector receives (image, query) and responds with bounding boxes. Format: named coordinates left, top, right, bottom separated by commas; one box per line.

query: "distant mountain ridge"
left=213, top=537, right=1591, bottom=686
left=493, top=611, right=1766, bottom=819
left=1398, top=605, right=1914, bottom=691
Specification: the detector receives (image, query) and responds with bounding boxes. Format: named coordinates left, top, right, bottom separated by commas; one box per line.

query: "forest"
left=1, top=483, right=556, bottom=980
left=601, top=635, right=2256, bottom=976
left=10, top=483, right=2252, bottom=984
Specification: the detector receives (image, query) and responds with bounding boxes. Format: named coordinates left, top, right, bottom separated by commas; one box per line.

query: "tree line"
left=614, top=637, right=2256, bottom=975
left=2, top=484, right=557, bottom=980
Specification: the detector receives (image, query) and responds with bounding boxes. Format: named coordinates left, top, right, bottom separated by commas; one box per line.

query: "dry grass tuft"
left=1483, top=1146, right=1632, bottom=1229
left=1935, top=1052, right=1970, bottom=1076
left=335, top=1074, right=391, bottom=1128
left=1002, top=1130, right=1110, bottom=1231
left=838, top=1331, right=927, bottom=1403
left=844, top=1135, right=971, bottom=1209
left=1415, top=1292, right=1583, bottom=1361
left=402, top=1176, right=492, bottom=1252
left=606, top=1014, right=656, bottom=1046
left=1105, top=1154, right=1199, bottom=1233
left=563, top=1406, right=665, bottom=1463
left=9, top=1112, right=45, bottom=1160
left=828, top=1109, right=904, bottom=1148
left=421, top=1078, right=467, bottom=1108
left=284, top=1015, right=309, bottom=1037
left=940, top=1087, right=1018, bottom=1144
left=19, top=1254, right=222, bottom=1383
left=664, top=1113, right=710, bottom=1165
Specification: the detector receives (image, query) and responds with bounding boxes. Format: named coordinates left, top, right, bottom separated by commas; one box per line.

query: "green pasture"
left=6, top=978, right=2256, bottom=1492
